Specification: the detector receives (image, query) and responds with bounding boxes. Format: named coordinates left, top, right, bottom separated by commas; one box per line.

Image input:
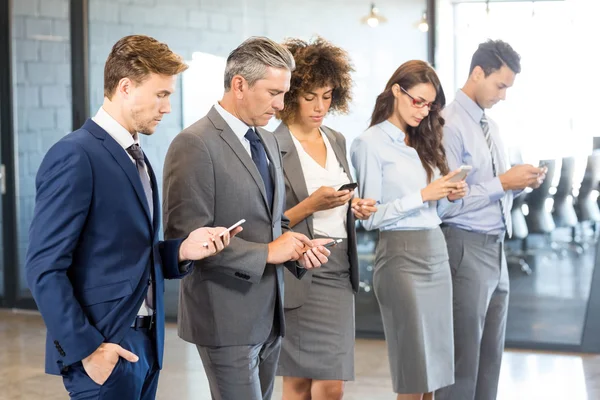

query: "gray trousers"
left=196, top=324, right=281, bottom=400
left=435, top=226, right=509, bottom=400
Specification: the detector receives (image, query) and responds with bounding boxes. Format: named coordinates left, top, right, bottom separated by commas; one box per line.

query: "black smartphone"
left=302, top=239, right=343, bottom=255
left=323, top=238, right=343, bottom=248
left=338, top=182, right=358, bottom=191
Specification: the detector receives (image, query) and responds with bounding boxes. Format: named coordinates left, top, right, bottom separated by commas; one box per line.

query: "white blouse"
left=291, top=130, right=351, bottom=238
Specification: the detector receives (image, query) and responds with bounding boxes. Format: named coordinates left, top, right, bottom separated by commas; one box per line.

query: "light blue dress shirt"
left=350, top=120, right=458, bottom=231
left=441, top=89, right=514, bottom=235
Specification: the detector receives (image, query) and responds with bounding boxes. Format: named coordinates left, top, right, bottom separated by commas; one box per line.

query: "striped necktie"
left=480, top=113, right=512, bottom=237
left=126, top=143, right=155, bottom=310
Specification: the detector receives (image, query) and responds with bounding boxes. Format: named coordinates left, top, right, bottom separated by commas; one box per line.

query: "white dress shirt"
left=214, top=102, right=270, bottom=164
left=291, top=130, right=350, bottom=238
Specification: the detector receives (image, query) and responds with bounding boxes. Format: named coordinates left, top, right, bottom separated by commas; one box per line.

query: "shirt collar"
left=455, top=89, right=485, bottom=124
left=378, top=120, right=406, bottom=143
left=92, top=107, right=139, bottom=150
left=214, top=102, right=253, bottom=142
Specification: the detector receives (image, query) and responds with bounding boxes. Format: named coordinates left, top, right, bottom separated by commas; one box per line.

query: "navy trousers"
left=61, top=327, right=159, bottom=400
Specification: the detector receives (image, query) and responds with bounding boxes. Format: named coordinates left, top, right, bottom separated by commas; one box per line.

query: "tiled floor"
left=1, top=310, right=599, bottom=400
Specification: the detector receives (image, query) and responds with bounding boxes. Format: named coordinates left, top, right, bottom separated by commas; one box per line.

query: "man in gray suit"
left=436, top=40, right=546, bottom=400
left=162, top=37, right=332, bottom=400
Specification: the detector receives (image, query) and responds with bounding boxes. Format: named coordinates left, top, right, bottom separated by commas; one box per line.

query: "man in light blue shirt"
left=435, top=40, right=546, bottom=400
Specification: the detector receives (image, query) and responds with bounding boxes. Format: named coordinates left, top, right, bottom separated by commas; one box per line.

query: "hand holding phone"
left=309, top=186, right=354, bottom=212
left=302, top=238, right=342, bottom=255
left=338, top=183, right=358, bottom=192
left=323, top=238, right=343, bottom=248
left=448, top=165, right=472, bottom=182
left=202, top=219, right=245, bottom=247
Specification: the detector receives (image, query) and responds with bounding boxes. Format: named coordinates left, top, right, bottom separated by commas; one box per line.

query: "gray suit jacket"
left=163, top=106, right=305, bottom=347
left=273, top=123, right=359, bottom=309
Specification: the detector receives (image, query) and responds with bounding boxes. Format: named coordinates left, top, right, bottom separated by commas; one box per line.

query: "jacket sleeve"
left=25, top=140, right=105, bottom=369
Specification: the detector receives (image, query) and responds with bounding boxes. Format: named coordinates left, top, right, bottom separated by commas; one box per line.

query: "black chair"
left=524, top=159, right=557, bottom=254
left=508, top=191, right=532, bottom=274
left=552, top=156, right=585, bottom=254
left=505, top=147, right=532, bottom=274
left=575, top=152, right=600, bottom=239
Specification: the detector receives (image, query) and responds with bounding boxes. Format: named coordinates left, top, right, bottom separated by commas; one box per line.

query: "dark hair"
left=104, top=35, right=188, bottom=99
left=277, top=37, right=353, bottom=124
left=469, top=39, right=521, bottom=76
left=369, top=60, right=448, bottom=182
left=224, top=36, right=295, bottom=90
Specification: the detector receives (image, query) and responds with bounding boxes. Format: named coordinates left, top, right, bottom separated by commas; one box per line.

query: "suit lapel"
left=85, top=120, right=153, bottom=226
left=273, top=123, right=313, bottom=237
left=208, top=107, right=271, bottom=213
left=145, top=155, right=161, bottom=236
left=256, top=127, right=279, bottom=216
left=321, top=126, right=353, bottom=182
left=274, top=124, right=311, bottom=205
left=321, top=127, right=357, bottom=244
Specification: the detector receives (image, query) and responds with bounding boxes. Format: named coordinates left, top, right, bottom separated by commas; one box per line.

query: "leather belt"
left=131, top=314, right=154, bottom=330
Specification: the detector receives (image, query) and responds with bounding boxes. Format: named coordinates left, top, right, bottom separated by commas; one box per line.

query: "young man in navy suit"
left=25, top=35, right=239, bottom=399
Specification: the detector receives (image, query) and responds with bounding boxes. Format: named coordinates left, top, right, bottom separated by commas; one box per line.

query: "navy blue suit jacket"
left=26, top=119, right=189, bottom=375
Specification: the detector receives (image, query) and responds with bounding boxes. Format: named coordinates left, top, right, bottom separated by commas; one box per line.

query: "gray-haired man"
left=162, top=37, right=332, bottom=400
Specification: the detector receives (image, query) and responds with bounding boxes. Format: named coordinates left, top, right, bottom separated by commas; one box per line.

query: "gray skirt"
left=374, top=228, right=454, bottom=393
left=277, top=238, right=355, bottom=380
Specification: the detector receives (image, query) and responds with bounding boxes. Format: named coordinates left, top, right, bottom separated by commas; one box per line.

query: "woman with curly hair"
left=273, top=37, right=377, bottom=399
left=350, top=61, right=468, bottom=400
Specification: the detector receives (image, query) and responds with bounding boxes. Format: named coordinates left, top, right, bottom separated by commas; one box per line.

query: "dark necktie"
left=480, top=114, right=512, bottom=236
left=244, top=128, right=274, bottom=209
left=126, top=143, right=155, bottom=309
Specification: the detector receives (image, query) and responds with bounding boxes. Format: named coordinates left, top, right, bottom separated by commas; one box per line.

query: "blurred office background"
left=1, top=0, right=600, bottom=369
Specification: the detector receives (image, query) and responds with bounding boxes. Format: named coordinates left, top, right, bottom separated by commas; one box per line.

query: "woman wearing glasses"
left=350, top=60, right=467, bottom=400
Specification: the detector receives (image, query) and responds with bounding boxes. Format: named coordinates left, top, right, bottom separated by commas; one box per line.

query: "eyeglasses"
left=400, top=86, right=440, bottom=112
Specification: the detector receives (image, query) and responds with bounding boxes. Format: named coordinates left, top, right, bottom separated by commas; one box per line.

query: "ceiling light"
left=418, top=12, right=429, bottom=32
left=361, top=3, right=387, bottom=28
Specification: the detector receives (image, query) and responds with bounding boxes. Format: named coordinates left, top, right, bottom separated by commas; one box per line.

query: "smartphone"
left=302, top=238, right=343, bottom=255
left=448, top=165, right=472, bottom=182
left=338, top=183, right=358, bottom=191
left=219, top=219, right=246, bottom=237
left=202, top=219, right=245, bottom=247
left=323, top=238, right=343, bottom=248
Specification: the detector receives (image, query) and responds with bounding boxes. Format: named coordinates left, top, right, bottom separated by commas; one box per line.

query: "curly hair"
left=277, top=37, right=354, bottom=124
left=370, top=60, right=448, bottom=183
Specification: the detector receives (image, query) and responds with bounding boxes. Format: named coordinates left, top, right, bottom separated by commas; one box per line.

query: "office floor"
left=1, top=311, right=600, bottom=400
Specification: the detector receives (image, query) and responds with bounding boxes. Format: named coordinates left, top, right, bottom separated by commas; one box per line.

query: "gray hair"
left=224, top=36, right=295, bottom=90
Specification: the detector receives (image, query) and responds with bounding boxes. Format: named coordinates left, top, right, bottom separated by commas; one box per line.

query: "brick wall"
left=12, top=0, right=72, bottom=292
